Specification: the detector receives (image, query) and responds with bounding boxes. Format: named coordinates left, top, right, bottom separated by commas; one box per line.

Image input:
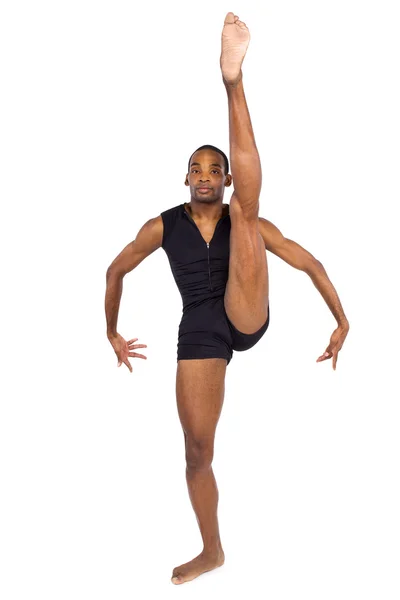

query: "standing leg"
left=171, top=358, right=226, bottom=585
left=221, top=13, right=270, bottom=334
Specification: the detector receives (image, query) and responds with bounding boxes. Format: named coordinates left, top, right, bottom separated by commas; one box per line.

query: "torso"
left=161, top=202, right=232, bottom=307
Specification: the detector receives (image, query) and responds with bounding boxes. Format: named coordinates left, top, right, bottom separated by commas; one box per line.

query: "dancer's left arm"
left=258, top=217, right=350, bottom=370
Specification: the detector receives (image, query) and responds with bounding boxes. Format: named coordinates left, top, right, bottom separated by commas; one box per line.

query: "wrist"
left=107, top=330, right=117, bottom=339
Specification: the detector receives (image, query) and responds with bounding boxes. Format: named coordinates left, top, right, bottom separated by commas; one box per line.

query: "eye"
left=191, top=169, right=220, bottom=174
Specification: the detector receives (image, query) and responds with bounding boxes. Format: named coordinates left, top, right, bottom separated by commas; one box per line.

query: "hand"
left=316, top=323, right=349, bottom=370
left=108, top=333, right=147, bottom=373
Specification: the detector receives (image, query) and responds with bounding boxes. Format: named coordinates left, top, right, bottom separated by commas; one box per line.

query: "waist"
left=181, top=287, right=226, bottom=312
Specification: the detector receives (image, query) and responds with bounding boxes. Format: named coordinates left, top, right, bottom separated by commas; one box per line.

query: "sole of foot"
left=220, top=12, right=250, bottom=86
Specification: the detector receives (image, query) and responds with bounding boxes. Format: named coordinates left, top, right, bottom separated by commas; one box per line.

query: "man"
left=105, top=13, right=350, bottom=585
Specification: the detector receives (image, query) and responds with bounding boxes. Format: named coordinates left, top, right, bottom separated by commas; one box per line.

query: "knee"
left=230, top=192, right=260, bottom=222
left=185, top=436, right=214, bottom=471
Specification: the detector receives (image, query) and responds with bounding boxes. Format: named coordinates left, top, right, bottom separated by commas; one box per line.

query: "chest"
left=190, top=220, right=221, bottom=245
left=166, top=213, right=231, bottom=267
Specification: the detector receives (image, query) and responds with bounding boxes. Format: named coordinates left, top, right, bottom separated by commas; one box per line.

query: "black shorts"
left=177, top=296, right=270, bottom=366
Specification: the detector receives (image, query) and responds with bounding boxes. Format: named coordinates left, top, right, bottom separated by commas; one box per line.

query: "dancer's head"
left=185, top=145, right=232, bottom=204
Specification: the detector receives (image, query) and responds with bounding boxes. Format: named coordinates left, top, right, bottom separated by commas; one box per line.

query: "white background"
left=1, top=0, right=399, bottom=598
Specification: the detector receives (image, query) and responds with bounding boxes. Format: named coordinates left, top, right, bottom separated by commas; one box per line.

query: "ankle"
left=202, top=545, right=224, bottom=558
left=222, top=69, right=243, bottom=88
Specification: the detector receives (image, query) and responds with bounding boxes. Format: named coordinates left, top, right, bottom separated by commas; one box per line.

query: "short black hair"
left=188, top=144, right=229, bottom=175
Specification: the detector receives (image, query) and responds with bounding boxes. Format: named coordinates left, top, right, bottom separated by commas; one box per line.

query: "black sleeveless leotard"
left=160, top=202, right=270, bottom=365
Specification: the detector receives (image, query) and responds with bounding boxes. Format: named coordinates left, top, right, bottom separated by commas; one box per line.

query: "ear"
left=184, top=176, right=189, bottom=186
left=225, top=174, right=233, bottom=187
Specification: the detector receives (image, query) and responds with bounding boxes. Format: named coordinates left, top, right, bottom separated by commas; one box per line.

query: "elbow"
left=305, top=258, right=324, bottom=276
left=314, top=259, right=324, bottom=270
left=106, top=266, right=123, bottom=281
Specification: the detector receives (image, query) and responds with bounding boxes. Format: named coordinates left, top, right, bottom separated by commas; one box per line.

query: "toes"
left=224, top=12, right=247, bottom=27
left=224, top=12, right=235, bottom=23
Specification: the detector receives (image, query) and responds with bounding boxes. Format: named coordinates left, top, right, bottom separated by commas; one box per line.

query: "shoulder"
left=160, top=203, right=183, bottom=247
left=161, top=203, right=183, bottom=217
left=133, top=215, right=164, bottom=252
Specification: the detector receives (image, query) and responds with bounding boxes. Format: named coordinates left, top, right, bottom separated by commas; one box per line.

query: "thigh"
left=224, top=193, right=269, bottom=334
left=176, top=358, right=227, bottom=455
left=177, top=298, right=234, bottom=365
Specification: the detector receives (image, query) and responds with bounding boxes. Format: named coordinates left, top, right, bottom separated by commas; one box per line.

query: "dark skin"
left=182, top=151, right=231, bottom=243
left=106, top=148, right=349, bottom=372
left=105, top=10, right=350, bottom=586
left=184, top=148, right=349, bottom=370
left=105, top=146, right=350, bottom=586
left=184, top=151, right=232, bottom=221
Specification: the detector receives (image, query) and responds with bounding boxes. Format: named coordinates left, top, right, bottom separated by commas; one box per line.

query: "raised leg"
left=171, top=358, right=227, bottom=585
left=221, top=12, right=269, bottom=333
left=226, top=194, right=269, bottom=334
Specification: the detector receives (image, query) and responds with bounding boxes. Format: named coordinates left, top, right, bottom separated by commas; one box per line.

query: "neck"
left=186, top=198, right=227, bottom=221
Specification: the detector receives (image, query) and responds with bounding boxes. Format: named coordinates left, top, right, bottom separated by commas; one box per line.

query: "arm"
left=105, top=215, right=163, bottom=337
left=258, top=217, right=349, bottom=329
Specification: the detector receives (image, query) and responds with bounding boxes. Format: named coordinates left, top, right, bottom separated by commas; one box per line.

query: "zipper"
left=183, top=207, right=228, bottom=292
left=207, top=242, right=212, bottom=291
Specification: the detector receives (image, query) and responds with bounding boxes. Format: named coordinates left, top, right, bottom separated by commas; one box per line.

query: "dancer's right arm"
left=105, top=215, right=163, bottom=338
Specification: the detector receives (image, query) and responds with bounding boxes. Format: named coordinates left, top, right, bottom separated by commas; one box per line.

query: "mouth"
left=197, top=187, right=212, bottom=193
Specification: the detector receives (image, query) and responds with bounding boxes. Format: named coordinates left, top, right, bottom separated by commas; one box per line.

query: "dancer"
left=105, top=12, right=350, bottom=585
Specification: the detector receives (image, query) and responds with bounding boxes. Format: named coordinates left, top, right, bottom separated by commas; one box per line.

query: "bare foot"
left=171, top=549, right=225, bottom=585
left=220, top=12, right=250, bottom=86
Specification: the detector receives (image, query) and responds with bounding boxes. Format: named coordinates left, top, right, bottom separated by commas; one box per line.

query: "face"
left=185, top=149, right=232, bottom=203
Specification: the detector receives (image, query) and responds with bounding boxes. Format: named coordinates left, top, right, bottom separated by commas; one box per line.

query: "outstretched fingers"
left=128, top=352, right=147, bottom=360
left=316, top=347, right=339, bottom=370
left=121, top=358, right=132, bottom=372
left=117, top=337, right=148, bottom=372
left=316, top=350, right=331, bottom=362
